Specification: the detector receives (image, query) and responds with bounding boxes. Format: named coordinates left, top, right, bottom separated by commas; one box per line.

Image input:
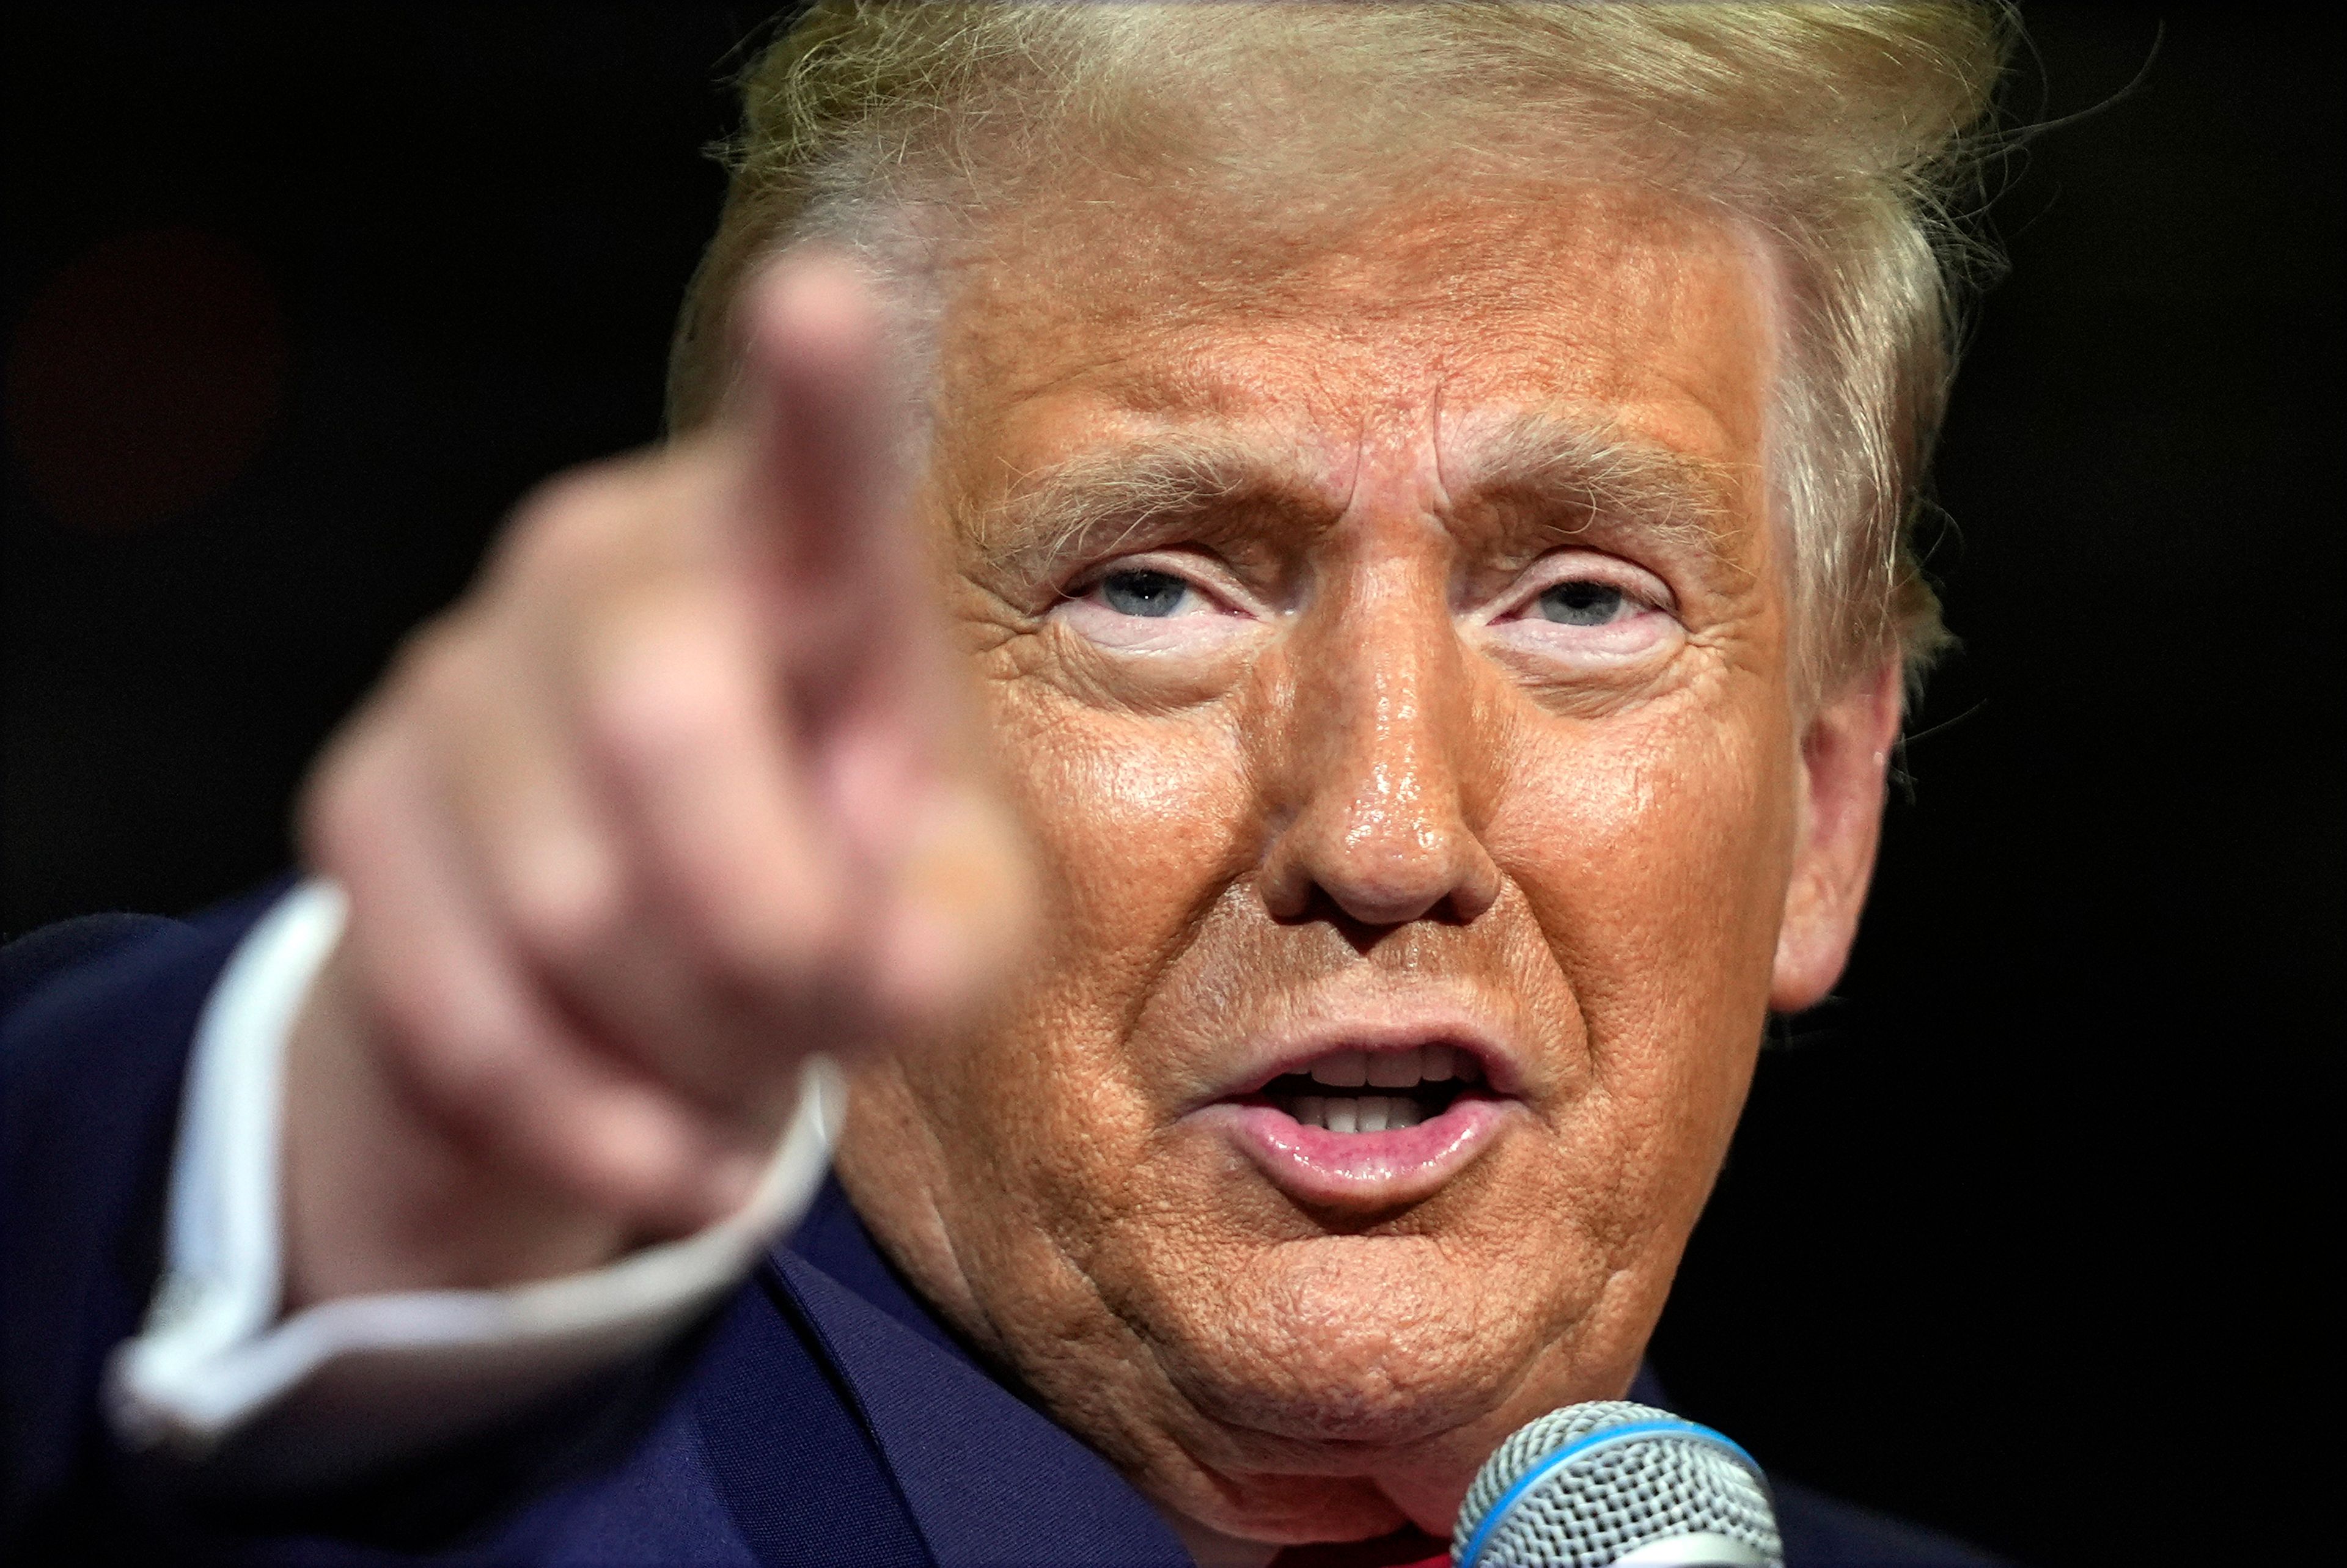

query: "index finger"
left=728, top=250, right=927, bottom=692
left=725, top=249, right=975, bottom=880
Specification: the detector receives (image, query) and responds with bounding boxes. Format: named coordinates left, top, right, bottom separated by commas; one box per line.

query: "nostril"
left=1320, top=841, right=1502, bottom=929
left=1329, top=859, right=1462, bottom=926
left=1258, top=797, right=1502, bottom=930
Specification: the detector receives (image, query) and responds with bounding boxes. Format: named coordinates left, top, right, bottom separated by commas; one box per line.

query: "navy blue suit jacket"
left=1, top=896, right=2008, bottom=1565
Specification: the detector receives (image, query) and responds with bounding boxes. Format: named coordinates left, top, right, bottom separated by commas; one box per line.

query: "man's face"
left=839, top=177, right=1860, bottom=1541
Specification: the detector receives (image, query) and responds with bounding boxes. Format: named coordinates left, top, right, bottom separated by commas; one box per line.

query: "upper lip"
left=1183, top=996, right=1529, bottom=1111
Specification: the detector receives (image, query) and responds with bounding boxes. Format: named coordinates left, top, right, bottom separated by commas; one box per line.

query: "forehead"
left=931, top=176, right=1775, bottom=508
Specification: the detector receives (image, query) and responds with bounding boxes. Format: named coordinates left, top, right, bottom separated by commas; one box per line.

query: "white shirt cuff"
left=106, top=879, right=842, bottom=1480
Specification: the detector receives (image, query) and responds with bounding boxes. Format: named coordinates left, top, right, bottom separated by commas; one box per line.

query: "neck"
left=1155, top=1504, right=1282, bottom=1568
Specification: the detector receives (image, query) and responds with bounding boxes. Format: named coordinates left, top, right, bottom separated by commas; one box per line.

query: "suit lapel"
left=768, top=1247, right=1190, bottom=1566
left=694, top=1180, right=1189, bottom=1567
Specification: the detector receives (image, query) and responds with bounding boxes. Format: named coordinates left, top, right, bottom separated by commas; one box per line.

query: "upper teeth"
left=1293, top=1094, right=1421, bottom=1132
left=1306, top=1044, right=1465, bottom=1089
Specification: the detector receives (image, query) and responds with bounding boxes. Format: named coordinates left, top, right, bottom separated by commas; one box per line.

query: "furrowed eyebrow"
left=1449, top=411, right=1741, bottom=559
left=966, top=433, right=1320, bottom=578
left=961, top=413, right=1741, bottom=583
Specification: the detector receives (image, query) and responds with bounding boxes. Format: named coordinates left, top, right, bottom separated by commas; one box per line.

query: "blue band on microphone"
left=1455, top=1418, right=1766, bottom=1568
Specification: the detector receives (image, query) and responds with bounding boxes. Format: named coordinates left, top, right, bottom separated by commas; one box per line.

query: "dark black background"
left=4, top=7, right=2336, bottom=1563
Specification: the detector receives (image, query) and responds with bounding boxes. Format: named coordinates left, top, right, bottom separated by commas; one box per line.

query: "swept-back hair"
left=667, top=2, right=2011, bottom=695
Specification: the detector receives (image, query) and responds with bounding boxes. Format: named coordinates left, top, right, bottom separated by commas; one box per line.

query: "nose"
left=1258, top=570, right=1502, bottom=929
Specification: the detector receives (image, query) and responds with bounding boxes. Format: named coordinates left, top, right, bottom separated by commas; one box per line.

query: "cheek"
left=927, top=686, right=1256, bottom=1173
left=1491, top=697, right=1798, bottom=1146
left=1010, top=696, right=1255, bottom=950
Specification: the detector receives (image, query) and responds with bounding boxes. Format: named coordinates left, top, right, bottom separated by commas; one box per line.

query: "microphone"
left=1451, top=1401, right=1783, bottom=1567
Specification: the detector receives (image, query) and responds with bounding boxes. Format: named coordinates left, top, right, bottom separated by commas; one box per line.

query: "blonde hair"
left=667, top=2, right=2010, bottom=694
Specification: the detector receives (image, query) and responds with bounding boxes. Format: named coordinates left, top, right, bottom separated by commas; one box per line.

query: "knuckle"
left=353, top=950, right=531, bottom=1130
left=400, top=1011, right=526, bottom=1120
left=387, top=615, right=485, bottom=717
left=498, top=835, right=630, bottom=975
left=495, top=450, right=691, bottom=597
left=548, top=1096, right=712, bottom=1230
left=299, top=725, right=396, bottom=874
left=375, top=983, right=682, bottom=1221
left=580, top=608, right=736, bottom=771
left=497, top=465, right=633, bottom=580
left=692, top=897, right=827, bottom=1004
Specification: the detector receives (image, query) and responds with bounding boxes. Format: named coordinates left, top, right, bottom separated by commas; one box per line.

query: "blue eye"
left=1098, top=569, right=1192, bottom=618
left=1535, top=581, right=1626, bottom=626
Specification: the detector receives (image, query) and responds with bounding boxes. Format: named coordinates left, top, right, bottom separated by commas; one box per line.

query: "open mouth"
left=1189, top=1030, right=1520, bottom=1208
left=1246, top=1043, right=1491, bottom=1132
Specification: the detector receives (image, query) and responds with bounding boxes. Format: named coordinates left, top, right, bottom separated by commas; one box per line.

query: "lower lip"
left=1191, top=1094, right=1518, bottom=1210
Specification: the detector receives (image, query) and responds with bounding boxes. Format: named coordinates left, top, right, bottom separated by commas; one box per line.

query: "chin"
left=1138, top=1229, right=1552, bottom=1449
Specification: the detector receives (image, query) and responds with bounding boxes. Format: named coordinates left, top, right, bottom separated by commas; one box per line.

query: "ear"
left=1769, top=654, right=1906, bottom=1014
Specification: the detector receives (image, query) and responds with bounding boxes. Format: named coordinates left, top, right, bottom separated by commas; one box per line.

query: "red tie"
left=1267, top=1527, right=1450, bottom=1567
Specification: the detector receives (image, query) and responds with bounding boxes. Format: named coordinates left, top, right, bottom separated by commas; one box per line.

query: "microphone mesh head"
left=1453, top=1401, right=1782, bottom=1567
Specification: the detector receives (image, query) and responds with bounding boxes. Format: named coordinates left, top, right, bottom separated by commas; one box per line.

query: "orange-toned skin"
left=837, top=185, right=1900, bottom=1544
left=286, top=183, right=1899, bottom=1550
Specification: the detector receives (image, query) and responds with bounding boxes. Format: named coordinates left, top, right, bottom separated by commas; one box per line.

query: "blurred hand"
left=282, top=254, right=1032, bottom=1305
